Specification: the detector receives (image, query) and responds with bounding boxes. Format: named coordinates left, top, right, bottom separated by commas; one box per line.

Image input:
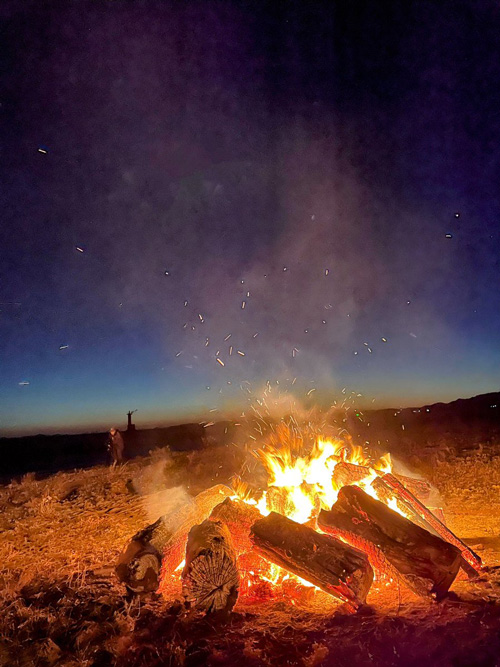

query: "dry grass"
left=1, top=448, right=500, bottom=666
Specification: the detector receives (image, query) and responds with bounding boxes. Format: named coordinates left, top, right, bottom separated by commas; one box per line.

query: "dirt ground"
left=2, top=444, right=500, bottom=667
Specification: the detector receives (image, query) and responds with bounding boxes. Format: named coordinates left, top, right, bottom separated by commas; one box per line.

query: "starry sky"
left=1, top=1, right=500, bottom=435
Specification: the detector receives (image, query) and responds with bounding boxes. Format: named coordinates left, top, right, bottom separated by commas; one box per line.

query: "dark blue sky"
left=1, top=1, right=500, bottom=435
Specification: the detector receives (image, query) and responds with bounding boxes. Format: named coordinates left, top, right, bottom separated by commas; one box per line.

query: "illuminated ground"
left=1, top=446, right=500, bottom=666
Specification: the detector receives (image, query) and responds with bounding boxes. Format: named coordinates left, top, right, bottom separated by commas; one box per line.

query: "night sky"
left=1, top=1, right=500, bottom=435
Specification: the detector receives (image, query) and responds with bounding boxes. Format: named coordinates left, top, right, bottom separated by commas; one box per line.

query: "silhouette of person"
left=107, top=427, right=124, bottom=466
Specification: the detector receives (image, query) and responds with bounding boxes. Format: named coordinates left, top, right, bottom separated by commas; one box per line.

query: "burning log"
left=182, top=519, right=239, bottom=614
left=318, top=486, right=462, bottom=599
left=332, top=462, right=373, bottom=488
left=209, top=497, right=262, bottom=554
left=380, top=473, right=482, bottom=573
left=118, top=484, right=232, bottom=594
left=371, top=476, right=433, bottom=534
left=332, top=462, right=431, bottom=501
left=395, top=474, right=431, bottom=501
left=250, top=511, right=373, bottom=608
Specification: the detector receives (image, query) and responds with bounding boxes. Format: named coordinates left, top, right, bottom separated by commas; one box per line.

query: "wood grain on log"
left=250, top=511, right=373, bottom=607
left=318, top=485, right=462, bottom=599
left=182, top=519, right=239, bottom=614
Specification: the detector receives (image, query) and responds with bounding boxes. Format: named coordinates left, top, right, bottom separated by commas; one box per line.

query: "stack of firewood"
left=116, top=473, right=482, bottom=614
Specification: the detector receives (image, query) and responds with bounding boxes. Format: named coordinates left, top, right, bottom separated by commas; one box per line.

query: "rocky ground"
left=1, top=443, right=500, bottom=666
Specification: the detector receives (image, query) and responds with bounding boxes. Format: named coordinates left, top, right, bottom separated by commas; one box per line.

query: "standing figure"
left=108, top=427, right=125, bottom=466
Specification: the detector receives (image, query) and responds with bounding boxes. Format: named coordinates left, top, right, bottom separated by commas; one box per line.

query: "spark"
left=237, top=350, right=245, bottom=356
left=409, top=332, right=417, bottom=338
left=37, top=147, right=47, bottom=154
left=18, top=381, right=30, bottom=386
left=241, top=301, right=246, bottom=309
left=246, top=291, right=250, bottom=297
left=283, top=266, right=287, bottom=271
left=381, top=337, right=387, bottom=342
left=198, top=313, right=204, bottom=322
left=307, top=388, right=316, bottom=396
left=253, top=332, right=258, bottom=338
left=325, top=269, right=329, bottom=276
left=164, top=271, right=170, bottom=275
left=354, top=351, right=358, bottom=355
left=204, top=422, right=215, bottom=428
left=76, top=246, right=84, bottom=253
left=454, top=212, right=460, bottom=218
left=445, top=233, right=453, bottom=239
left=367, top=347, right=372, bottom=353
left=205, top=338, right=209, bottom=347
left=216, top=358, right=225, bottom=366
left=229, top=346, right=233, bottom=355
left=184, top=300, right=188, bottom=307
left=175, top=351, right=183, bottom=357
left=59, top=344, right=69, bottom=350
left=224, top=334, right=232, bottom=341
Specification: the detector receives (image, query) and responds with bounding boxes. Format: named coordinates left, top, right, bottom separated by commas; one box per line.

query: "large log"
left=380, top=473, right=482, bottom=573
left=371, top=476, right=434, bottom=534
left=182, top=519, right=239, bottom=614
left=332, top=462, right=431, bottom=501
left=332, top=462, right=373, bottom=489
left=250, top=511, right=373, bottom=608
left=318, top=486, right=462, bottom=599
left=118, top=484, right=232, bottom=594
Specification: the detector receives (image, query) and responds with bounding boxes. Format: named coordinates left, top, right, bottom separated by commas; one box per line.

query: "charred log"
left=332, top=462, right=372, bottom=488
left=250, top=511, right=373, bottom=607
left=395, top=474, right=431, bottom=502
left=371, top=477, right=433, bottom=534
left=318, top=485, right=462, bottom=599
left=332, top=462, right=431, bottom=501
left=380, top=473, right=482, bottom=573
left=182, top=519, right=239, bottom=614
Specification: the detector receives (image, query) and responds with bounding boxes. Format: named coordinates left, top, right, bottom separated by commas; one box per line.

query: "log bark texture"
left=182, top=519, right=239, bottom=614
left=250, top=511, right=373, bottom=607
left=318, top=485, right=462, bottom=599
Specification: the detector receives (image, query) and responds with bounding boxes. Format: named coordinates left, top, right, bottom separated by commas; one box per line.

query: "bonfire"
left=117, top=425, right=482, bottom=615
